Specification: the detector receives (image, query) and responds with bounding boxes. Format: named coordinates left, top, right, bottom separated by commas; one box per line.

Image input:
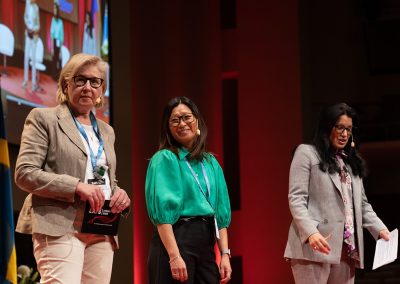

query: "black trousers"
left=148, top=217, right=220, bottom=284
left=52, top=39, right=61, bottom=80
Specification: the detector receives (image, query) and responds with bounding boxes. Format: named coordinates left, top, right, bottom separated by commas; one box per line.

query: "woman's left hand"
left=379, top=229, right=390, bottom=241
left=110, top=188, right=131, bottom=213
left=219, top=254, right=232, bottom=283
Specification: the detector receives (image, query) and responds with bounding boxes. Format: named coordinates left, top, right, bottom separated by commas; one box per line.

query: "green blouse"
left=145, top=148, right=231, bottom=229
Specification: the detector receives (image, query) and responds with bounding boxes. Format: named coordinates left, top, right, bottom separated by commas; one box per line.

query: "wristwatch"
left=221, top=249, right=231, bottom=258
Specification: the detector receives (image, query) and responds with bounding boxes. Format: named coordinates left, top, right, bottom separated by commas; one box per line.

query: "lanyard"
left=185, top=157, right=220, bottom=239
left=71, top=111, right=104, bottom=172
left=185, top=158, right=211, bottom=203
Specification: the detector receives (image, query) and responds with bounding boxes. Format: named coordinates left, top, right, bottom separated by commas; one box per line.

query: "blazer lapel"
left=56, top=104, right=87, bottom=155
left=329, top=172, right=343, bottom=199
left=349, top=168, right=362, bottom=213
left=98, top=121, right=112, bottom=170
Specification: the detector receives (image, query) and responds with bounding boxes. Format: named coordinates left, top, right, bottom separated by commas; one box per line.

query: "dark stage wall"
left=234, top=1, right=301, bottom=283
left=232, top=0, right=302, bottom=283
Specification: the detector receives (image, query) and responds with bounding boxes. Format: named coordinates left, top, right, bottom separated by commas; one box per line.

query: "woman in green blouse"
left=146, top=97, right=232, bottom=283
left=50, top=2, right=63, bottom=79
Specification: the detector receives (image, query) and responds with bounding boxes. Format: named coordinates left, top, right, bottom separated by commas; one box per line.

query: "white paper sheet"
left=372, top=228, right=398, bottom=270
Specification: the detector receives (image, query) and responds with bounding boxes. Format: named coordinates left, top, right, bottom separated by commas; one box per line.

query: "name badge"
left=88, top=178, right=105, bottom=185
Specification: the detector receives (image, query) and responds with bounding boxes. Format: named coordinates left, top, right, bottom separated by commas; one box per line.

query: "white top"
left=24, top=0, right=40, bottom=32
left=79, top=124, right=112, bottom=199
left=82, top=23, right=97, bottom=55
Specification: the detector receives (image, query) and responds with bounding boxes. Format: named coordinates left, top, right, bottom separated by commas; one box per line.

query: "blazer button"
left=323, top=219, right=328, bottom=224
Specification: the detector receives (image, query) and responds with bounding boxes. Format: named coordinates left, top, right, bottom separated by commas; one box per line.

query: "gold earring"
left=196, top=129, right=201, bottom=136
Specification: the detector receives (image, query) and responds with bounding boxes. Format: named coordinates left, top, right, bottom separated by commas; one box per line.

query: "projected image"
left=0, top=0, right=110, bottom=122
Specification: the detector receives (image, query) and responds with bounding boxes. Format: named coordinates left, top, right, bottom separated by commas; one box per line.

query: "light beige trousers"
left=290, top=250, right=355, bottom=284
left=33, top=232, right=115, bottom=284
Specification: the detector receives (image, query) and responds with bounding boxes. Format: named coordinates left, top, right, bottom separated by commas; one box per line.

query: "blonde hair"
left=56, top=53, right=109, bottom=108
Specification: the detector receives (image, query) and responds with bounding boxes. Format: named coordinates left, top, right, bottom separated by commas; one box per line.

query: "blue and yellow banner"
left=0, top=101, right=17, bottom=284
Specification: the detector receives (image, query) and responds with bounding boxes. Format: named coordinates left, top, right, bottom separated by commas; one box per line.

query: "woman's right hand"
left=75, top=182, right=105, bottom=212
left=308, top=232, right=332, bottom=255
left=169, top=255, right=188, bottom=282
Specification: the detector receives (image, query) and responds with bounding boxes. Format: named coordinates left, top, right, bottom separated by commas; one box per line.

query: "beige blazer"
left=284, top=144, right=387, bottom=269
left=15, top=104, right=120, bottom=240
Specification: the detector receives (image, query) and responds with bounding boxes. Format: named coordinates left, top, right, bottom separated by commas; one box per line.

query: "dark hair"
left=312, top=102, right=366, bottom=177
left=159, top=96, right=208, bottom=161
left=54, top=3, right=60, bottom=18
left=85, top=11, right=93, bottom=38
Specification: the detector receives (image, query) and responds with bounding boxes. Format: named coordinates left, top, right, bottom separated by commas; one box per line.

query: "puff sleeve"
left=145, top=150, right=184, bottom=225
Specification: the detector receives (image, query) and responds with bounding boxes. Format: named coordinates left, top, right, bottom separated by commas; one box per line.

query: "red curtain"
left=1, top=0, right=15, bottom=30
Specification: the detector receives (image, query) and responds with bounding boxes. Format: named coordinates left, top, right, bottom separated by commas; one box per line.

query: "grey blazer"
left=284, top=144, right=387, bottom=269
left=15, top=104, right=120, bottom=240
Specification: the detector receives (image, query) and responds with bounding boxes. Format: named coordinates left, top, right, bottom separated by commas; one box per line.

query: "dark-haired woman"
left=82, top=11, right=96, bottom=55
left=50, top=2, right=64, bottom=79
left=146, top=97, right=232, bottom=283
left=284, top=103, right=390, bottom=284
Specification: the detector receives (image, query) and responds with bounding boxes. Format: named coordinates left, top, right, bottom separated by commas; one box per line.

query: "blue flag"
left=91, top=0, right=99, bottom=16
left=0, top=101, right=17, bottom=284
left=101, top=2, right=109, bottom=57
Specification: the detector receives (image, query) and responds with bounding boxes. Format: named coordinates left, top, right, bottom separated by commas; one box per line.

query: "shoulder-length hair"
left=312, top=102, right=367, bottom=177
left=56, top=53, right=108, bottom=108
left=159, top=96, right=208, bottom=161
left=85, top=11, right=94, bottom=38
left=54, top=3, right=60, bottom=18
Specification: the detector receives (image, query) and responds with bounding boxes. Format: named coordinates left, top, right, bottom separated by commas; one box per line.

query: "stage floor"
left=1, top=66, right=58, bottom=107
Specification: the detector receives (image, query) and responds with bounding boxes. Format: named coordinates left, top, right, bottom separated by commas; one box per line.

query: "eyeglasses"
left=73, top=75, right=104, bottom=89
left=334, top=124, right=353, bottom=135
left=169, top=113, right=195, bottom=126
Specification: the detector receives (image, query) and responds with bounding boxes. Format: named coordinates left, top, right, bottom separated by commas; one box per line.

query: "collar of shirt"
left=178, top=147, right=190, bottom=160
